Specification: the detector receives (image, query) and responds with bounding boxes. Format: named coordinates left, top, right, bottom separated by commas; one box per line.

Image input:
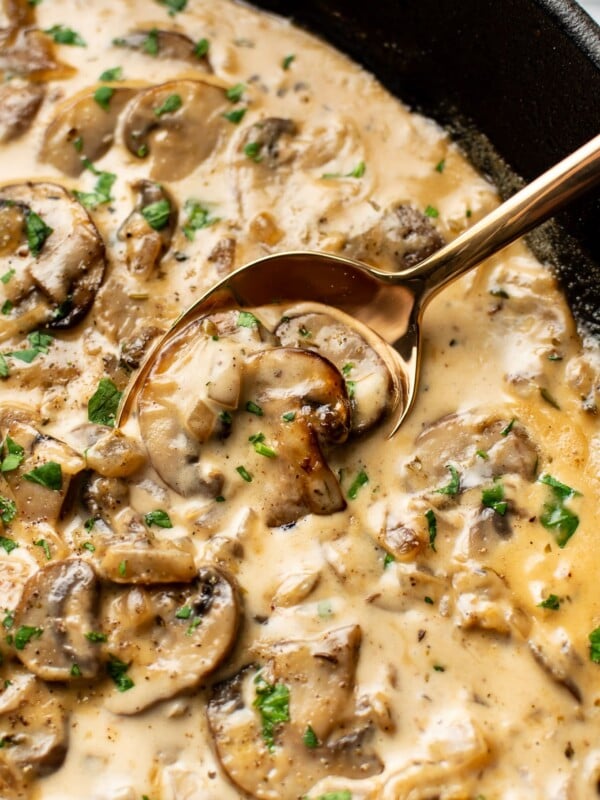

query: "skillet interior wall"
left=254, top=0, right=600, bottom=337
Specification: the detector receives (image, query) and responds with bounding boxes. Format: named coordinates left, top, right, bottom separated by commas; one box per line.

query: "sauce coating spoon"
left=119, top=133, right=600, bottom=434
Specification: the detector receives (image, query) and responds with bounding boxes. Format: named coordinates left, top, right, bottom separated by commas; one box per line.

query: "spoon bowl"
left=119, top=133, right=600, bottom=433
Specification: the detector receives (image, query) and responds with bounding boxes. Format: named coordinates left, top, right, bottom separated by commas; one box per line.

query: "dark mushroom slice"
left=137, top=310, right=274, bottom=497
left=276, top=304, right=394, bottom=434
left=242, top=347, right=351, bottom=526
left=104, top=566, right=240, bottom=715
left=1, top=0, right=35, bottom=28
left=0, top=81, right=44, bottom=143
left=0, top=407, right=85, bottom=523
left=0, top=182, right=106, bottom=339
left=41, top=86, right=138, bottom=176
left=122, top=79, right=227, bottom=181
left=207, top=626, right=383, bottom=799
left=118, top=180, right=177, bottom=278
left=343, top=203, right=444, bottom=271
left=0, top=667, right=68, bottom=782
left=241, top=117, right=297, bottom=168
left=113, top=29, right=212, bottom=70
left=12, top=559, right=102, bottom=681
left=0, top=27, right=74, bottom=81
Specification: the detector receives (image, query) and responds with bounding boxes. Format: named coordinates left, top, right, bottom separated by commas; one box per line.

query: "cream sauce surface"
left=0, top=1, right=600, bottom=799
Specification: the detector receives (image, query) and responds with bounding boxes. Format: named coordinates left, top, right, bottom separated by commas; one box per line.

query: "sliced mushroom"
left=122, top=79, right=226, bottom=181
left=207, top=625, right=382, bottom=799
left=104, top=566, right=240, bottom=715
left=0, top=182, right=106, bottom=340
left=113, top=29, right=212, bottom=70
left=208, top=236, right=236, bottom=275
left=84, top=429, right=146, bottom=478
left=0, top=81, right=44, bottom=143
left=276, top=304, right=393, bottom=434
left=12, top=559, right=101, bottom=681
left=119, top=325, right=164, bottom=370
left=0, top=408, right=85, bottom=523
left=241, top=117, right=297, bottom=168
left=0, top=27, right=73, bottom=81
left=0, top=667, right=68, bottom=782
left=1, top=0, right=35, bottom=28
left=528, top=623, right=582, bottom=702
left=41, top=86, right=138, bottom=176
left=118, top=180, right=177, bottom=278
left=344, top=203, right=444, bottom=271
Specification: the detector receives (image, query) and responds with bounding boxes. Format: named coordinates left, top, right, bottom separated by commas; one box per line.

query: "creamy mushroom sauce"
left=1, top=0, right=600, bottom=798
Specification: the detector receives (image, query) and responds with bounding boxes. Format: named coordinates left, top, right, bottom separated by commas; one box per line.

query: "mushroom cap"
left=41, top=86, right=138, bottom=176
left=13, top=558, right=102, bottom=681
left=0, top=27, right=74, bottom=82
left=114, top=29, right=212, bottom=68
left=122, top=79, right=226, bottom=181
left=104, top=565, right=241, bottom=715
left=0, top=81, right=44, bottom=143
left=207, top=626, right=383, bottom=799
left=0, top=182, right=106, bottom=339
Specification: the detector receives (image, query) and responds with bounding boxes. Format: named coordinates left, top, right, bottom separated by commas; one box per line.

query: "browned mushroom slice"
left=344, top=203, right=444, bottom=271
left=0, top=408, right=85, bottom=523
left=113, top=29, right=211, bottom=70
left=118, top=180, right=177, bottom=278
left=0, top=81, right=44, bottom=143
left=84, top=429, right=146, bottom=478
left=276, top=305, right=393, bottom=434
left=41, top=86, right=138, bottom=176
left=104, top=566, right=240, bottom=715
left=0, top=27, right=74, bottom=81
left=12, top=559, right=101, bottom=681
left=122, top=80, right=226, bottom=181
left=1, top=0, right=35, bottom=28
left=0, top=667, right=68, bottom=782
left=207, top=626, right=382, bottom=799
left=0, top=182, right=106, bottom=340
left=241, top=117, right=297, bottom=168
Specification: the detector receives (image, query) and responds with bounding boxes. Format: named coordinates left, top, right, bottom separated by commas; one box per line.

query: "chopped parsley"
left=435, top=464, right=460, bottom=496
left=323, top=161, right=366, bottom=179
left=44, top=24, right=86, bottom=46
left=144, top=509, right=173, bottom=528
left=85, top=631, right=107, bottom=642
left=14, top=625, right=43, bottom=650
left=2, top=610, right=14, bottom=630
left=500, top=418, right=516, bottom=436
left=249, top=433, right=277, bottom=458
left=236, top=465, right=252, bottom=482
left=156, top=0, right=187, bottom=15
left=99, top=66, right=123, bottom=81
left=153, top=93, right=182, bottom=117
left=175, top=605, right=192, bottom=619
left=424, top=596, right=434, bottom=605
left=34, top=539, right=51, bottom=560
left=226, top=83, right=246, bottom=103
left=238, top=310, right=259, bottom=328
left=435, top=158, right=446, bottom=173
left=346, top=380, right=356, bottom=398
left=74, top=169, right=116, bottom=209
left=106, top=655, right=134, bottom=691
left=182, top=199, right=219, bottom=239
left=540, top=386, right=560, bottom=409
left=28, top=330, right=53, bottom=353
left=476, top=449, right=489, bottom=460
left=482, top=482, right=508, bottom=516
left=253, top=672, right=290, bottom=751
left=25, top=210, right=53, bottom=256
left=84, top=517, right=97, bottom=532
left=1, top=437, right=24, bottom=472
left=0, top=496, right=16, bottom=525
left=589, top=627, right=600, bottom=664
left=0, top=536, right=18, bottom=554
left=245, top=400, right=263, bottom=416
left=383, top=552, right=396, bottom=569
left=23, top=461, right=62, bottom=491
left=341, top=363, right=354, bottom=376
left=244, top=141, right=262, bottom=162
left=282, top=54, right=296, bottom=70
left=310, top=792, right=352, bottom=800
left=425, top=509, right=437, bottom=551
left=538, top=594, right=560, bottom=610
left=347, top=469, right=368, bottom=500
left=2, top=300, right=13, bottom=315
left=141, top=199, right=171, bottom=231
left=0, top=269, right=15, bottom=284
left=433, top=663, right=445, bottom=672
left=70, top=663, right=82, bottom=677
left=538, top=474, right=580, bottom=499
left=424, top=204, right=439, bottom=218
left=186, top=617, right=202, bottom=636
left=0, top=355, right=8, bottom=379
left=118, top=559, right=127, bottom=578
left=194, top=38, right=210, bottom=58
left=282, top=411, right=296, bottom=422
left=223, top=107, right=247, bottom=124
left=539, top=474, right=580, bottom=548
left=303, top=725, right=319, bottom=748
left=87, top=378, right=122, bottom=427
left=82, top=541, right=96, bottom=552
left=142, top=28, right=159, bottom=55
left=93, top=86, right=114, bottom=111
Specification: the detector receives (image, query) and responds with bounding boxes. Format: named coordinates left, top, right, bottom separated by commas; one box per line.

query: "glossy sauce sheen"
left=0, top=1, right=600, bottom=799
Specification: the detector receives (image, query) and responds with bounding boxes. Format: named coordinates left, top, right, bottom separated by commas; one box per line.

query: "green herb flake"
left=282, top=53, right=296, bottom=70
left=215, top=495, right=225, bottom=503
left=74, top=170, right=116, bottom=209
left=87, top=378, right=122, bottom=427
left=144, top=509, right=173, bottom=528
left=85, top=631, right=107, bottom=642
left=0, top=536, right=18, bottom=554
left=118, top=559, right=127, bottom=577
left=346, top=380, right=356, bottom=398
left=253, top=673, right=290, bottom=751
left=34, top=539, right=51, bottom=560
left=434, top=158, right=446, bottom=173
left=0, top=355, right=8, bottom=379
left=99, top=66, right=123, bottom=81
left=14, top=625, right=43, bottom=650
left=25, top=210, right=53, bottom=256
left=194, top=37, right=210, bottom=58
left=1, top=300, right=12, bottom=315
left=175, top=605, right=192, bottom=620
left=219, top=410, right=233, bottom=425
left=548, top=352, right=563, bottom=362
left=186, top=617, right=202, bottom=636
left=347, top=469, right=368, bottom=500
left=27, top=330, right=53, bottom=353
left=1, top=437, right=24, bottom=472
left=424, top=596, right=435, bottom=605
left=226, top=83, right=246, bottom=103
left=182, top=199, right=219, bottom=239
left=476, top=449, right=489, bottom=460
left=310, top=793, right=352, bottom=800
left=244, top=141, right=262, bottom=162
left=347, top=160, right=366, bottom=178
left=2, top=610, right=14, bottom=630
left=538, top=594, right=560, bottom=610
left=253, top=441, right=277, bottom=458
left=424, top=204, right=439, bottom=218
left=433, top=663, right=445, bottom=672
left=540, top=501, right=579, bottom=548
left=73, top=136, right=83, bottom=152
left=500, top=418, right=516, bottom=436
left=0, top=496, right=16, bottom=525
left=5, top=348, right=40, bottom=364
left=84, top=517, right=97, bottom=532
left=341, top=363, right=354, bottom=376
left=23, top=461, right=62, bottom=491
left=93, top=86, right=114, bottom=111
left=141, top=198, right=171, bottom=231
left=44, top=24, right=86, bottom=46
left=282, top=411, right=296, bottom=422
left=0, top=269, right=15, bottom=284
left=82, top=541, right=95, bottom=552
left=539, top=474, right=580, bottom=500
left=482, top=482, right=508, bottom=516
left=303, top=724, right=319, bottom=748
left=435, top=464, right=460, bottom=496
left=236, top=465, right=252, bottom=483
left=223, top=107, right=247, bottom=124
left=157, top=0, right=187, bottom=16
left=425, top=509, right=437, bottom=551
left=70, top=663, right=82, bottom=677
left=589, top=627, right=600, bottom=664
left=540, top=387, right=560, bottom=409
left=154, top=93, right=182, bottom=117
left=107, top=655, right=134, bottom=691
left=245, top=400, right=263, bottom=416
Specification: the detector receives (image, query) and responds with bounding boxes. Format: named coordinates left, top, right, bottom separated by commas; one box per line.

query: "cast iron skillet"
left=254, top=0, right=600, bottom=336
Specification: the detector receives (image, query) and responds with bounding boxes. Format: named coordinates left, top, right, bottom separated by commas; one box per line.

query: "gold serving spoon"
left=119, top=133, right=600, bottom=434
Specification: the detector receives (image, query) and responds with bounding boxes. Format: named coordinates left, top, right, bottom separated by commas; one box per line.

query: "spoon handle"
left=402, top=132, right=600, bottom=300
